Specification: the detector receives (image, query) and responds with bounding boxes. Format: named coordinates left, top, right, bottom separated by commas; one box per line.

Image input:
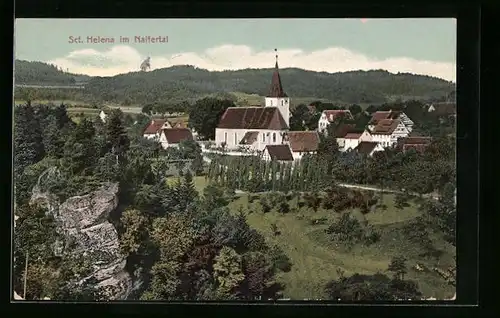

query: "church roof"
left=217, top=107, right=289, bottom=130
left=268, top=61, right=287, bottom=98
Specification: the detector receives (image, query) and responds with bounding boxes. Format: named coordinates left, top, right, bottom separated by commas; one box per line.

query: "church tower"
left=265, top=49, right=290, bottom=127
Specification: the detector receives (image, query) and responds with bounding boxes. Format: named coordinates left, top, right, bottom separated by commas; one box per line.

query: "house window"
left=224, top=132, right=227, bottom=143
left=273, top=133, right=276, bottom=143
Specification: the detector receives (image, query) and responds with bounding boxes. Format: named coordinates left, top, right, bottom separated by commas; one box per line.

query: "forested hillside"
left=14, top=60, right=455, bottom=106
left=14, top=60, right=91, bottom=85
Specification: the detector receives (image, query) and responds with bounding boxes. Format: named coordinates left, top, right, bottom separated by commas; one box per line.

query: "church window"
left=273, top=133, right=276, bottom=143
left=262, top=133, right=265, bottom=142
left=281, top=100, right=284, bottom=106
left=234, top=133, right=237, bottom=145
left=224, top=132, right=227, bottom=143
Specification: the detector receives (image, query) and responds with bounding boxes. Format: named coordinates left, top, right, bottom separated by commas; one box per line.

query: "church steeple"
left=268, top=49, right=287, bottom=98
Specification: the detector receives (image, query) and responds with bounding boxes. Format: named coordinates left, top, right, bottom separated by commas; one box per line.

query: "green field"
left=166, top=177, right=455, bottom=299
left=226, top=192, right=455, bottom=300
left=230, top=92, right=373, bottom=109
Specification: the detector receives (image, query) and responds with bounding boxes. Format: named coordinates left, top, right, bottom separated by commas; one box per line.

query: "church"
left=215, top=53, right=291, bottom=152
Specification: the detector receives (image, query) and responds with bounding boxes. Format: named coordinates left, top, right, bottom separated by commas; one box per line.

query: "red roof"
left=287, top=131, right=320, bottom=152
left=369, top=110, right=401, bottom=124
left=161, top=128, right=193, bottom=144
left=332, top=124, right=357, bottom=138
left=268, top=61, right=287, bottom=98
left=218, top=107, right=288, bottom=130
left=143, top=119, right=166, bottom=135
left=265, top=144, right=294, bottom=161
left=323, top=110, right=353, bottom=123
left=371, top=119, right=400, bottom=135
left=355, top=141, right=379, bottom=155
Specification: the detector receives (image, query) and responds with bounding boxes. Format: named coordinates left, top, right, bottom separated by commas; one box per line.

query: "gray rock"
left=30, top=168, right=134, bottom=300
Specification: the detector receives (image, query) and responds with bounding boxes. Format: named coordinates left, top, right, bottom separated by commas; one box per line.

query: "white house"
left=214, top=56, right=289, bottom=151
left=99, top=110, right=107, bottom=123
left=342, top=129, right=373, bottom=151
left=317, top=110, right=353, bottom=134
left=369, top=119, right=410, bottom=148
left=368, top=110, right=414, bottom=133
left=142, top=119, right=170, bottom=140
left=262, top=144, right=294, bottom=162
left=286, top=131, right=320, bottom=160
left=158, top=128, right=194, bottom=149
left=353, top=141, right=385, bottom=157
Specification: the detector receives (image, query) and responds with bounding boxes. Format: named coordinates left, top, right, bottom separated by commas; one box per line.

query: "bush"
left=269, top=245, right=292, bottom=273
left=326, top=213, right=381, bottom=247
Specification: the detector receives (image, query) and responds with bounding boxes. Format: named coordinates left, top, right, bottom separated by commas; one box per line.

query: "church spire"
left=268, top=49, right=287, bottom=98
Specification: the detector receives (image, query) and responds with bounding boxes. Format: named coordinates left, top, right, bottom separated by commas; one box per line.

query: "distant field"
left=14, top=99, right=90, bottom=106
left=226, top=192, right=456, bottom=300
left=229, top=92, right=374, bottom=109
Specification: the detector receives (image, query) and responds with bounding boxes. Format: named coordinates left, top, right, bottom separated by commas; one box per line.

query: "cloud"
left=48, top=44, right=456, bottom=82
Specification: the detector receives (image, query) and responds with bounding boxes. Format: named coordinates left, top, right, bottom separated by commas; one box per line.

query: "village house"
left=353, top=141, right=385, bottom=157
left=368, top=110, right=414, bottom=133
left=158, top=128, right=194, bottom=149
left=369, top=119, right=410, bottom=148
left=286, top=131, right=320, bottom=160
left=328, top=123, right=358, bottom=150
left=397, top=136, right=433, bottom=152
left=262, top=144, right=294, bottom=162
left=342, top=129, right=373, bottom=151
left=317, top=110, right=353, bottom=134
left=215, top=55, right=290, bottom=152
left=142, top=119, right=169, bottom=140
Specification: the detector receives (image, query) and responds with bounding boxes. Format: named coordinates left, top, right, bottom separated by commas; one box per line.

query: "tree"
left=188, top=97, right=234, bottom=140
left=213, top=246, right=245, bottom=297
left=387, top=256, right=408, bottom=280
left=119, top=209, right=150, bottom=256
left=42, top=115, right=65, bottom=158
left=14, top=104, right=45, bottom=204
left=348, top=104, right=363, bottom=116
left=289, top=104, right=311, bottom=131
left=105, top=109, right=130, bottom=158
left=325, top=272, right=422, bottom=301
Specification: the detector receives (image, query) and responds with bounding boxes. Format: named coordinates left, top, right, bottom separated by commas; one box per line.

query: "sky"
left=14, top=18, right=456, bottom=82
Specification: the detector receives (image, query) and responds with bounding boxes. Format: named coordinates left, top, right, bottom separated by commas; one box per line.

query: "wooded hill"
left=14, top=60, right=455, bottom=106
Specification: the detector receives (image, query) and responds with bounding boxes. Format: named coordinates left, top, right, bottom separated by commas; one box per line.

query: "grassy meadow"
left=165, top=176, right=455, bottom=300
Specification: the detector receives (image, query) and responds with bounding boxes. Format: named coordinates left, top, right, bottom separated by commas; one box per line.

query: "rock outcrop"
left=30, top=167, right=133, bottom=300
